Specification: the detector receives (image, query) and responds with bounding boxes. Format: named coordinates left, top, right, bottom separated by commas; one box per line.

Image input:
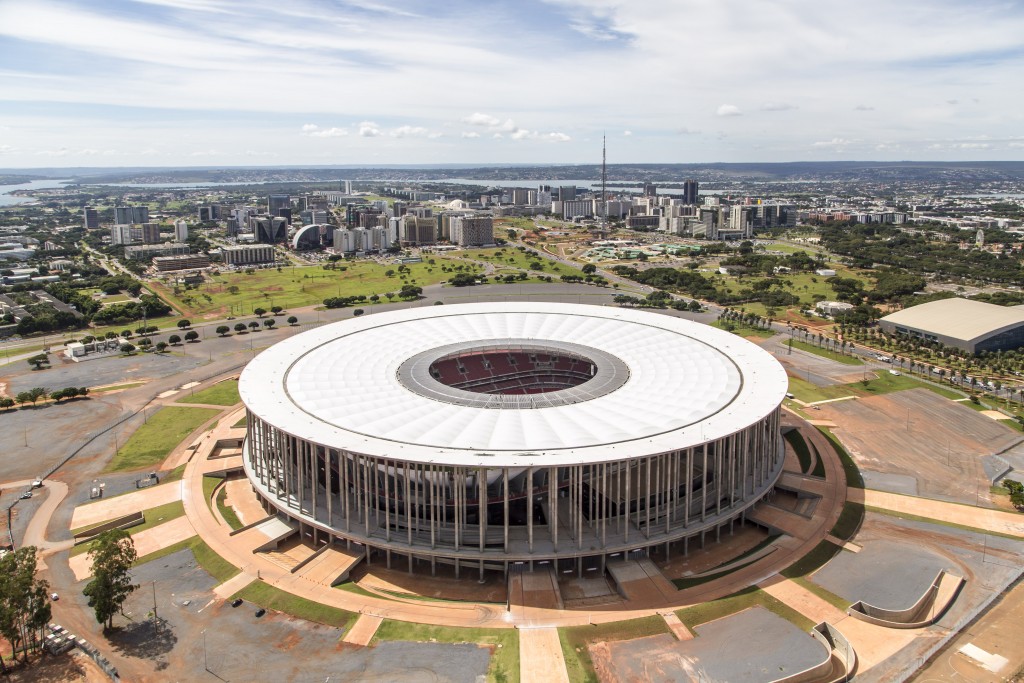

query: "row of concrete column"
left=245, top=409, right=782, bottom=564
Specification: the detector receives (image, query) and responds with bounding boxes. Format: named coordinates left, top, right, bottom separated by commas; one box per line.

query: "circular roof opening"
left=398, top=339, right=630, bottom=409
left=428, top=347, right=596, bottom=395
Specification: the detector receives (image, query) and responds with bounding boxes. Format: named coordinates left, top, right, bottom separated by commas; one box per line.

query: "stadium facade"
left=239, top=302, right=788, bottom=578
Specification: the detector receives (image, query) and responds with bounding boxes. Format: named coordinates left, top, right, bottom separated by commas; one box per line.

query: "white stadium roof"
left=239, top=302, right=788, bottom=468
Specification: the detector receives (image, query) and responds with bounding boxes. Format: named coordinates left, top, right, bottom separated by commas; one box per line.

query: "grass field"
left=372, top=621, right=519, bottom=683
left=787, top=339, right=862, bottom=365
left=149, top=260, right=459, bottom=318
left=216, top=487, right=244, bottom=530
left=559, top=616, right=669, bottom=683
left=784, top=430, right=814, bottom=474
left=233, top=581, right=358, bottom=630
left=788, top=372, right=963, bottom=404
left=133, top=535, right=240, bottom=582
left=176, top=379, right=240, bottom=406
left=675, top=586, right=815, bottom=632
left=818, top=427, right=864, bottom=488
left=712, top=319, right=775, bottom=338
left=106, top=406, right=221, bottom=472
left=464, top=247, right=584, bottom=277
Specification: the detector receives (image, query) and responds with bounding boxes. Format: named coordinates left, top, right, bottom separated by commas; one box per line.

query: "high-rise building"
left=400, top=216, right=437, bottom=245
left=682, top=179, right=699, bottom=205
left=114, top=205, right=149, bottom=225
left=450, top=216, right=494, bottom=247
left=268, top=195, right=290, bottom=217
left=223, top=245, right=276, bottom=266
left=174, top=220, right=189, bottom=242
left=141, top=223, right=161, bottom=244
left=253, top=216, right=288, bottom=244
left=558, top=186, right=577, bottom=202
left=643, top=183, right=658, bottom=197
left=83, top=207, right=99, bottom=229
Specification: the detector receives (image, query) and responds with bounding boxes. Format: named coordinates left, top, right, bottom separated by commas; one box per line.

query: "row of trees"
left=0, top=386, right=89, bottom=410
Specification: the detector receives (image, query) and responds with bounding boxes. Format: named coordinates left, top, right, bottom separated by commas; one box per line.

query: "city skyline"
left=1, top=0, right=1023, bottom=167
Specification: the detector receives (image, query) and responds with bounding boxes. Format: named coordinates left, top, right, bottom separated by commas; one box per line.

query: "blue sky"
left=1, top=0, right=1023, bottom=167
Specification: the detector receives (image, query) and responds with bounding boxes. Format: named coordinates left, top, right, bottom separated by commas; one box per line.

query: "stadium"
left=239, top=302, right=789, bottom=579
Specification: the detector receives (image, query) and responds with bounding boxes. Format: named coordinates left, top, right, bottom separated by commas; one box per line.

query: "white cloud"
left=307, top=127, right=348, bottom=138
left=461, top=131, right=481, bottom=138
left=812, top=138, right=853, bottom=147
left=0, top=144, right=16, bottom=154
left=301, top=123, right=320, bottom=132
left=623, top=130, right=632, bottom=136
left=546, top=132, right=571, bottom=142
left=676, top=127, right=700, bottom=135
left=390, top=125, right=428, bottom=138
left=760, top=102, right=797, bottom=111
left=463, top=112, right=500, bottom=127
left=358, top=121, right=381, bottom=137
left=716, top=104, right=742, bottom=117
left=853, top=105, right=875, bottom=111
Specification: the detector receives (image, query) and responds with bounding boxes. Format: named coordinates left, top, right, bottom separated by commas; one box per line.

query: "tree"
left=253, top=307, right=266, bottom=318
left=0, top=396, right=14, bottom=410
left=234, top=323, right=247, bottom=334
left=177, top=319, right=191, bottom=330
left=26, top=354, right=48, bottom=370
left=155, top=341, right=168, bottom=353
left=28, top=387, right=47, bottom=405
left=137, top=338, right=153, bottom=351
left=353, top=309, right=364, bottom=317
left=271, top=306, right=283, bottom=315
left=248, top=321, right=260, bottom=332
left=263, top=318, right=276, bottom=329
left=286, top=316, right=298, bottom=326
left=120, top=330, right=132, bottom=339
left=216, top=325, right=230, bottom=336
left=184, top=330, right=199, bottom=343
left=0, top=547, right=52, bottom=668
left=120, top=343, right=135, bottom=355
left=168, top=334, right=182, bottom=345
left=581, top=263, right=597, bottom=275
left=15, top=392, right=31, bottom=406
left=83, top=530, right=138, bottom=630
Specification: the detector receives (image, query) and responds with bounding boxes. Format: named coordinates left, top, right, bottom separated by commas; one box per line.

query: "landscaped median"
left=559, top=615, right=667, bottom=683
left=371, top=621, right=519, bottom=683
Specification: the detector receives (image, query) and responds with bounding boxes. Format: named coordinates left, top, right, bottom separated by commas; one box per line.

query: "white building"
left=174, top=220, right=189, bottom=242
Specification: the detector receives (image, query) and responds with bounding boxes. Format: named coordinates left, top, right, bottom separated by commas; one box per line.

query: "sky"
left=1, top=0, right=1023, bottom=168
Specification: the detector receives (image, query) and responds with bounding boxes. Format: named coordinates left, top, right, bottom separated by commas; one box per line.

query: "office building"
left=223, top=244, right=276, bottom=266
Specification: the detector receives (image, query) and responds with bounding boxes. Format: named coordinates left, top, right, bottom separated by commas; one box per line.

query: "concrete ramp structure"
left=771, top=622, right=856, bottom=683
left=847, top=569, right=964, bottom=629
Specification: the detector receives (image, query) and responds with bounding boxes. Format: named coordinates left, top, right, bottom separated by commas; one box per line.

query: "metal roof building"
left=878, top=298, right=1024, bottom=354
left=240, top=302, right=788, bottom=579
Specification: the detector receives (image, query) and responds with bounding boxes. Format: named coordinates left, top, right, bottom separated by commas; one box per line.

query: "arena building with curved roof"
left=239, top=302, right=789, bottom=578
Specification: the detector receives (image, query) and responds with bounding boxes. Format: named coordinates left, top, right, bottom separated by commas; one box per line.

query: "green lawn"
left=105, top=406, right=221, bottom=472
left=71, top=500, right=185, bottom=556
left=784, top=430, right=814, bottom=474
left=831, top=501, right=865, bottom=541
left=216, top=487, right=244, bottom=530
left=818, top=427, right=864, bottom=488
left=232, top=415, right=247, bottom=428
left=134, top=536, right=239, bottom=582
left=176, top=379, right=240, bottom=406
left=559, top=616, right=668, bottom=683
left=787, top=376, right=857, bottom=403
left=712, top=319, right=775, bottom=338
left=675, top=586, right=815, bottom=632
left=373, top=621, right=519, bottom=683
left=786, top=339, right=862, bottom=365
left=233, top=581, right=358, bottom=630
left=788, top=372, right=962, bottom=405
left=149, top=260, right=457, bottom=318
left=463, top=247, right=584, bottom=277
